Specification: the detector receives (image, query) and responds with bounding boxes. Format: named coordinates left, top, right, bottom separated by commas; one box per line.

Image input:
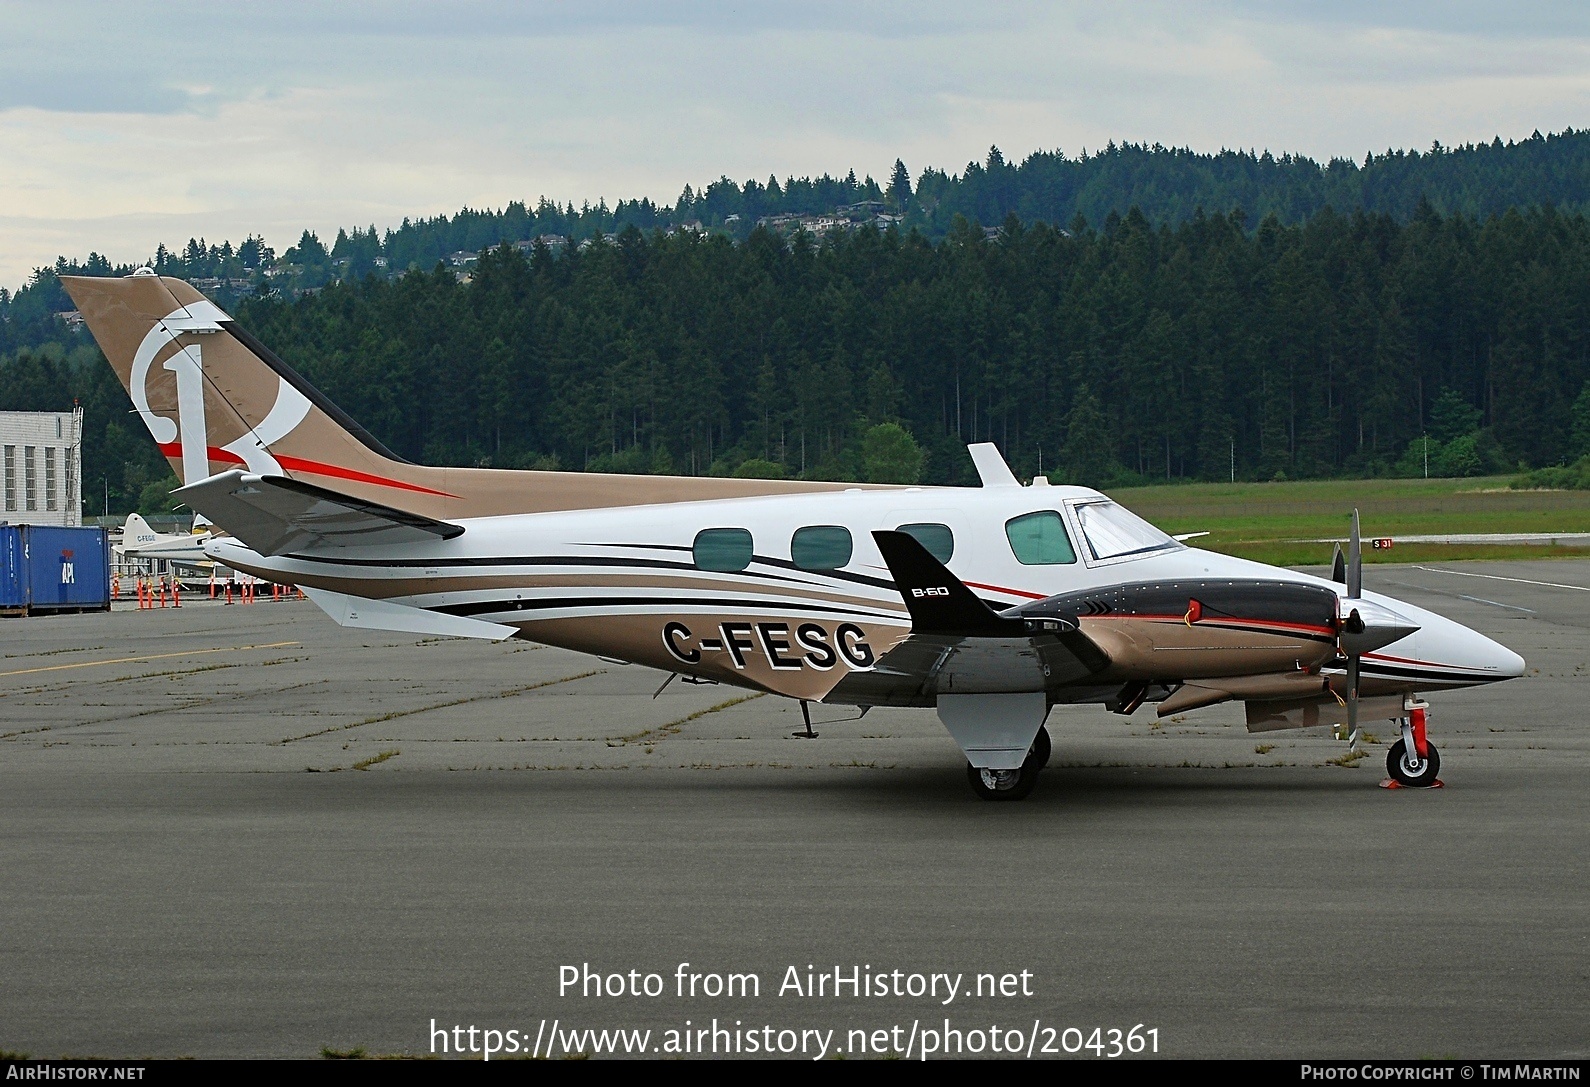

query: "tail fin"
left=121, top=511, right=160, bottom=546
left=61, top=272, right=452, bottom=510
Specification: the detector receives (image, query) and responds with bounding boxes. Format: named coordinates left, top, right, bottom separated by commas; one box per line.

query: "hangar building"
left=1, top=407, right=84, bottom=527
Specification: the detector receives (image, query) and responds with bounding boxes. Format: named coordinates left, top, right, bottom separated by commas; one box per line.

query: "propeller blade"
left=1339, top=509, right=1365, bottom=748
left=1330, top=543, right=1346, bottom=585
left=1346, top=654, right=1361, bottom=748
left=1347, top=508, right=1362, bottom=600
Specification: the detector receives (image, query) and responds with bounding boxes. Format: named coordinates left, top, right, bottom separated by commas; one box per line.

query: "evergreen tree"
left=861, top=423, right=924, bottom=484
left=1568, top=380, right=1590, bottom=460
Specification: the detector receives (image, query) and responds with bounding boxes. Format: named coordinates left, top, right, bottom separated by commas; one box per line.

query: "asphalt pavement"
left=1, top=560, right=1585, bottom=1059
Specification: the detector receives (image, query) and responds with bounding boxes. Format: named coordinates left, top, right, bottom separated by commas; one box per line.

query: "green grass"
left=351, top=749, right=400, bottom=771
left=1110, top=475, right=1590, bottom=563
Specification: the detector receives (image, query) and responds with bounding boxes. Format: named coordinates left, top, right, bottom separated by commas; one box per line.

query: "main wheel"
left=966, top=737, right=1045, bottom=801
left=966, top=761, right=1038, bottom=801
left=1386, top=738, right=1441, bottom=787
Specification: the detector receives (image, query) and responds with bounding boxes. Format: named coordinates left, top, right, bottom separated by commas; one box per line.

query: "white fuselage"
left=120, top=530, right=212, bottom=564
left=206, top=481, right=1526, bottom=698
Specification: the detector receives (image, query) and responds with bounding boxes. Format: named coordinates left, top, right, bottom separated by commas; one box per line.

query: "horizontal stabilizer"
left=173, top=470, right=464, bottom=556
left=301, top=587, right=516, bottom=641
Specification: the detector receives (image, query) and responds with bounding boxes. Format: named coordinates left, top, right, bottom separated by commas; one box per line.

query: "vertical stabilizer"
left=61, top=273, right=448, bottom=510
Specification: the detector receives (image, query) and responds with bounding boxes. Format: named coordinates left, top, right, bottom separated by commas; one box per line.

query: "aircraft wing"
left=173, top=470, right=465, bottom=556
left=845, top=531, right=1112, bottom=704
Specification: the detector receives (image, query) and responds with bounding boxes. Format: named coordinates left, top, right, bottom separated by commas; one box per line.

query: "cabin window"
left=1005, top=511, right=1076, bottom=565
left=895, top=522, right=954, bottom=563
left=791, top=525, right=852, bottom=570
left=693, top=528, right=754, bottom=572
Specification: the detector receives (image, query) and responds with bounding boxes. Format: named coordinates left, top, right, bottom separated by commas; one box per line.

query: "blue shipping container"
left=0, top=525, right=111, bottom=614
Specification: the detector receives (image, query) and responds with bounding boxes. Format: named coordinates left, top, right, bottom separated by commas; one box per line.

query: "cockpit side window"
left=1005, top=511, right=1076, bottom=565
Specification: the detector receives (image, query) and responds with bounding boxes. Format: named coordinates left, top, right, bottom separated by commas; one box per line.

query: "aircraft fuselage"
left=206, top=481, right=1525, bottom=709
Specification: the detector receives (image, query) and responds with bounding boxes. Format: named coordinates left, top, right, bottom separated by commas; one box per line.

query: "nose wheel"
left=966, top=726, right=1050, bottom=801
left=1383, top=701, right=1442, bottom=788
left=1386, top=739, right=1441, bottom=787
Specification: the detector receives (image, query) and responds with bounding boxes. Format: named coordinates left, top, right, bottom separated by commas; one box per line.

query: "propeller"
left=1342, top=510, right=1363, bottom=748
left=1333, top=510, right=1420, bottom=749
left=1329, top=508, right=1431, bottom=746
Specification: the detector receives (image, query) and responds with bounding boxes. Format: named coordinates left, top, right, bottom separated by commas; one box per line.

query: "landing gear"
left=1386, top=738, right=1441, bottom=787
left=1384, top=699, right=1441, bottom=788
left=966, top=727, right=1050, bottom=802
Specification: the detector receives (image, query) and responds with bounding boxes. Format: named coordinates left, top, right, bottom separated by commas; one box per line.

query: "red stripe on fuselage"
left=962, top=580, right=1046, bottom=600
left=273, top=455, right=458, bottom=497
left=157, top=442, right=458, bottom=498
left=1363, top=651, right=1474, bottom=672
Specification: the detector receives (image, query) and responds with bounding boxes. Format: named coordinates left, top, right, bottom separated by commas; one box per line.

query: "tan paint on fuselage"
left=217, top=553, right=910, bottom=702
left=1081, top=616, right=1336, bottom=682
left=504, top=613, right=911, bottom=702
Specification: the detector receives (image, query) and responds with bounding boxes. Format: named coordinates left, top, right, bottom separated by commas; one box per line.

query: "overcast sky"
left=2, top=1, right=1588, bottom=291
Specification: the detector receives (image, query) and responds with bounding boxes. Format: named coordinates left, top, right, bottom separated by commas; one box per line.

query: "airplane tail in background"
left=121, top=512, right=160, bottom=547
left=63, top=272, right=867, bottom=520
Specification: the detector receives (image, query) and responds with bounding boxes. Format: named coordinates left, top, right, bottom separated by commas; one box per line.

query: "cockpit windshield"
left=1071, top=500, right=1182, bottom=561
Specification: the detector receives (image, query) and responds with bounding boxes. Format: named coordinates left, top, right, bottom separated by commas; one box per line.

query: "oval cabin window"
left=791, top=525, right=853, bottom=571
left=693, top=528, right=754, bottom=572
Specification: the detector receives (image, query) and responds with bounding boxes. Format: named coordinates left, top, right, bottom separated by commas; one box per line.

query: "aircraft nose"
left=1487, top=637, right=1527, bottom=680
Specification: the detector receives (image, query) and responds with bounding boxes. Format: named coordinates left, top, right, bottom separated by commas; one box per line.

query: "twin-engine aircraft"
left=64, top=271, right=1525, bottom=800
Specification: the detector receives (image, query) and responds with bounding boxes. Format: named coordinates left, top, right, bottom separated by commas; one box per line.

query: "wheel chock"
left=1379, top=778, right=1445, bottom=790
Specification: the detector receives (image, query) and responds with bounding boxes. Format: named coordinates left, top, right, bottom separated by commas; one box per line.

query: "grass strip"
left=351, top=749, right=400, bottom=770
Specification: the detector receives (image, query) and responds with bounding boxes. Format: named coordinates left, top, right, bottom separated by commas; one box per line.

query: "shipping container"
left=0, top=524, right=111, bottom=615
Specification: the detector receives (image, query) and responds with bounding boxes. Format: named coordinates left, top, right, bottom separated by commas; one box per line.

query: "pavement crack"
left=274, top=669, right=604, bottom=745
left=614, top=692, right=766, bottom=746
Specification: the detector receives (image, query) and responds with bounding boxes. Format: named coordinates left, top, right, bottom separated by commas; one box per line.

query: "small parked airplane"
left=117, top=511, right=212, bottom=565
left=63, top=271, right=1526, bottom=799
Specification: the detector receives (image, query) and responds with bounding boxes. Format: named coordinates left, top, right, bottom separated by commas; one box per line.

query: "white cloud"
left=3, top=2, right=1590, bottom=289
